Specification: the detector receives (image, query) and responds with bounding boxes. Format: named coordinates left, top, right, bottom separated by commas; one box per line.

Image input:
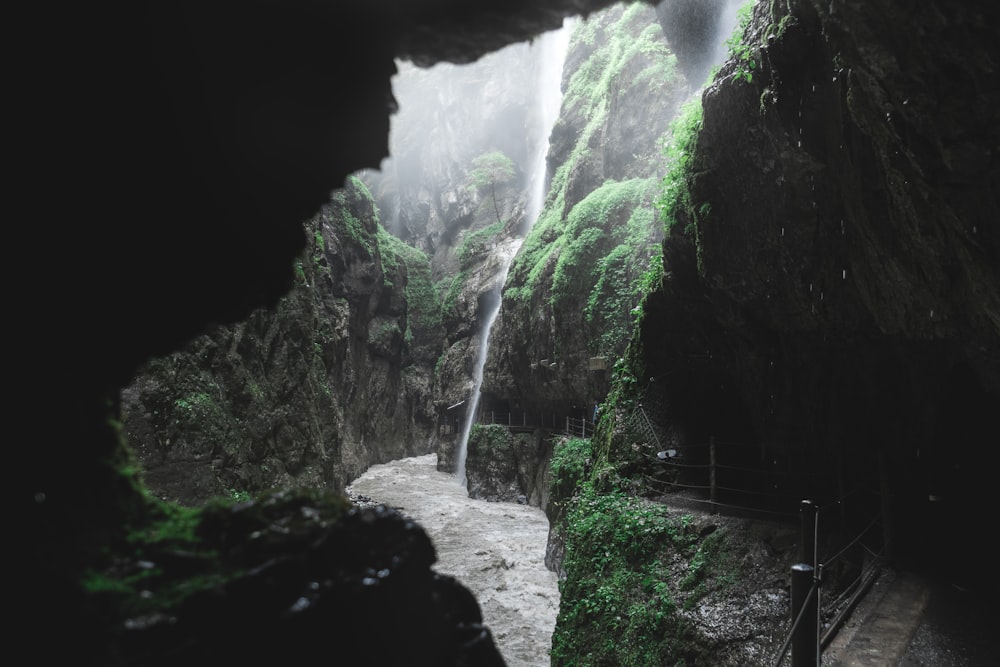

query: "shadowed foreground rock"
left=13, top=1, right=631, bottom=663
left=95, top=495, right=504, bottom=666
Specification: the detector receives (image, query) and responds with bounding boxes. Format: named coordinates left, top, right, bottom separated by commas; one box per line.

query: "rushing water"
left=454, top=20, right=573, bottom=487
left=454, top=238, right=524, bottom=487
left=348, top=454, right=560, bottom=667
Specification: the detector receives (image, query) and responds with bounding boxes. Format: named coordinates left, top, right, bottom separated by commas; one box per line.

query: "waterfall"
left=454, top=239, right=521, bottom=487
left=526, top=20, right=574, bottom=227
left=454, top=20, right=573, bottom=487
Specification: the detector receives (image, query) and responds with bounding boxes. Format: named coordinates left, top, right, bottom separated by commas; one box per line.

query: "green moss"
left=173, top=391, right=220, bottom=424
left=725, top=0, right=758, bottom=83
left=468, top=423, right=510, bottom=452
left=82, top=489, right=353, bottom=623
left=457, top=221, right=504, bottom=265
left=655, top=95, right=703, bottom=235
left=551, top=482, right=698, bottom=666
left=327, top=177, right=378, bottom=257
left=550, top=437, right=593, bottom=504
left=442, top=268, right=471, bottom=319
left=376, top=225, right=443, bottom=335
left=507, top=5, right=681, bottom=313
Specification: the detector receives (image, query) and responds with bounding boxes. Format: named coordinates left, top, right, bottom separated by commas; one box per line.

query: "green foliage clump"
left=327, top=183, right=375, bottom=257
left=376, top=225, right=442, bottom=336
left=457, top=221, right=504, bottom=265
left=441, top=268, right=471, bottom=320
left=656, top=96, right=704, bottom=236
left=551, top=482, right=697, bottom=666
left=469, top=150, right=516, bottom=190
left=341, top=209, right=372, bottom=255
left=469, top=150, right=516, bottom=225
left=549, top=437, right=593, bottom=504
left=525, top=176, right=662, bottom=358
left=468, top=423, right=511, bottom=454
left=725, top=1, right=757, bottom=83
left=173, top=391, right=221, bottom=425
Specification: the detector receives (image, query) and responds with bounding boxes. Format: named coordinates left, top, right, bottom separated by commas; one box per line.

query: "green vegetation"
left=469, top=150, right=516, bottom=225
left=81, top=487, right=352, bottom=621
left=549, top=437, right=592, bottom=503
left=551, top=482, right=698, bottom=666
left=549, top=433, right=737, bottom=665
left=327, top=176, right=377, bottom=256
left=505, top=4, right=680, bottom=350
left=440, top=268, right=471, bottom=320
left=457, top=221, right=504, bottom=265
left=655, top=96, right=703, bottom=236
left=467, top=423, right=510, bottom=454
left=373, top=208, right=443, bottom=339
left=173, top=391, right=218, bottom=422
left=726, top=1, right=757, bottom=83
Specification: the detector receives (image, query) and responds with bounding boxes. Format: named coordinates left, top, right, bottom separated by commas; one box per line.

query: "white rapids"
left=347, top=453, right=560, bottom=667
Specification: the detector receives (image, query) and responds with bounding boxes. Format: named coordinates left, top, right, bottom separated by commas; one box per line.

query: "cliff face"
left=358, top=41, right=557, bottom=471
left=121, top=177, right=443, bottom=503
left=18, top=2, right=640, bottom=664
left=547, top=1, right=1000, bottom=662
left=480, top=3, right=698, bottom=419
left=610, top=0, right=999, bottom=577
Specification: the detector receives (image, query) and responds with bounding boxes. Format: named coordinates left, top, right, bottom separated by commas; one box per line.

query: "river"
left=347, top=453, right=560, bottom=667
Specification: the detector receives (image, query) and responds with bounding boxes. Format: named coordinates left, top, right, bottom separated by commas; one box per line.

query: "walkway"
left=822, top=568, right=998, bottom=666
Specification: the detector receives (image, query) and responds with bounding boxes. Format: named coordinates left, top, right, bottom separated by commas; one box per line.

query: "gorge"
left=16, top=0, right=998, bottom=665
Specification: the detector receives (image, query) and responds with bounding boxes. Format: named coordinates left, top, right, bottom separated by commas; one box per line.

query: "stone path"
left=822, top=568, right=997, bottom=666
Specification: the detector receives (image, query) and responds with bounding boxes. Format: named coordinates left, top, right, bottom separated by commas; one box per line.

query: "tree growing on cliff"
left=469, top=149, right=516, bottom=225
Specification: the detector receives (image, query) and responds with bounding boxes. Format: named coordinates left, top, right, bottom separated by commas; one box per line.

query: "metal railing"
left=469, top=410, right=596, bottom=437
left=769, top=498, right=887, bottom=666
left=628, top=401, right=887, bottom=666
left=459, top=395, right=888, bottom=665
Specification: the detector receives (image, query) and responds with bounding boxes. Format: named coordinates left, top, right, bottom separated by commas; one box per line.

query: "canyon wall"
left=121, top=177, right=444, bottom=502
left=481, top=2, right=701, bottom=425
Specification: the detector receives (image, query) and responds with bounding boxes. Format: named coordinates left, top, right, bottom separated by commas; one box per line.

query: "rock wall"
left=481, top=3, right=702, bottom=419
left=17, top=2, right=641, bottom=664
left=360, top=33, right=579, bottom=473
left=610, top=0, right=1000, bottom=580
left=464, top=424, right=555, bottom=507
left=122, top=177, right=444, bottom=503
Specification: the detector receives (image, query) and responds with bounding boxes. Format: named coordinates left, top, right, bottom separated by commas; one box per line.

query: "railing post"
left=709, top=436, right=717, bottom=505
left=799, top=499, right=818, bottom=569
left=791, top=563, right=819, bottom=667
left=879, top=451, right=893, bottom=562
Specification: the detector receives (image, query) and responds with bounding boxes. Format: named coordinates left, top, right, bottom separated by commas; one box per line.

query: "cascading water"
left=454, top=21, right=573, bottom=487
left=453, top=239, right=521, bottom=487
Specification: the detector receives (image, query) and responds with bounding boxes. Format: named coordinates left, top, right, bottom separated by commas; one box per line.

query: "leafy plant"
left=656, top=96, right=703, bottom=234
left=550, top=437, right=593, bottom=503
left=457, top=221, right=504, bottom=265
left=469, top=150, right=516, bottom=225
left=551, top=482, right=698, bottom=666
left=725, top=0, right=757, bottom=83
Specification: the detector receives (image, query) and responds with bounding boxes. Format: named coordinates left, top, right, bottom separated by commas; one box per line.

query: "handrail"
left=468, top=400, right=887, bottom=665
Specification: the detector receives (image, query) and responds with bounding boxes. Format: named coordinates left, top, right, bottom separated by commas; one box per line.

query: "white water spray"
left=526, top=21, right=574, bottom=226
left=454, top=21, right=573, bottom=487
